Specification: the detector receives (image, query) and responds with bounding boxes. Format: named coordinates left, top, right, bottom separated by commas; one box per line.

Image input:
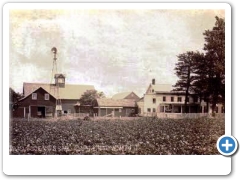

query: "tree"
left=174, top=16, right=225, bottom=115
left=79, top=90, right=105, bottom=105
left=9, top=87, right=23, bottom=110
left=173, top=51, right=198, bottom=113
left=202, top=16, right=225, bottom=113
left=191, top=52, right=210, bottom=112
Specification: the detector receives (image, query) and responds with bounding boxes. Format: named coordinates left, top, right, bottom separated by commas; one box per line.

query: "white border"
left=3, top=3, right=231, bottom=175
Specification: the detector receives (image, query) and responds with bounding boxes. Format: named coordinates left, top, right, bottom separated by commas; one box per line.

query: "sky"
left=9, top=9, right=225, bottom=98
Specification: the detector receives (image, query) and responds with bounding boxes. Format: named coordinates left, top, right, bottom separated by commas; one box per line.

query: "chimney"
left=152, top=78, right=155, bottom=85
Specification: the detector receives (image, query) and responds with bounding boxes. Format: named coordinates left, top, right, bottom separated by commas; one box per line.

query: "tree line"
left=173, top=16, right=225, bottom=114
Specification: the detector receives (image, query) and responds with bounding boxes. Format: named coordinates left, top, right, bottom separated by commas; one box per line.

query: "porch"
left=158, top=103, right=200, bottom=113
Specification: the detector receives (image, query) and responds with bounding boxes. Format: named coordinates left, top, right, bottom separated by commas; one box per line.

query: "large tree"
left=174, top=16, right=225, bottom=114
left=173, top=51, right=197, bottom=113
left=202, top=16, right=225, bottom=113
left=79, top=90, right=105, bottom=105
left=191, top=52, right=210, bottom=111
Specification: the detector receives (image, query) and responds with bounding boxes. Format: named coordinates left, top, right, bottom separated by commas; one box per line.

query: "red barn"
left=12, top=87, right=56, bottom=118
left=12, top=74, right=95, bottom=118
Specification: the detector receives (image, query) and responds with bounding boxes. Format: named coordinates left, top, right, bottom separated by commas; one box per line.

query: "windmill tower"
left=50, top=47, right=63, bottom=117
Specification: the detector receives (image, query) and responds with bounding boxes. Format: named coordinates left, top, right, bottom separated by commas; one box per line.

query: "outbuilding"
left=93, top=98, right=137, bottom=117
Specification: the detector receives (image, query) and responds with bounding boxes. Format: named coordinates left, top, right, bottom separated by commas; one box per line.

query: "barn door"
left=37, top=106, right=46, bottom=118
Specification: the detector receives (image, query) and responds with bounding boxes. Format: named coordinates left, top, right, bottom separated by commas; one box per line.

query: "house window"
left=216, top=106, right=219, bottom=113
left=153, top=108, right=156, bottom=113
left=119, top=108, right=122, bottom=112
left=177, top=97, right=182, bottom=102
left=163, top=96, right=166, bottom=102
left=147, top=108, right=151, bottom=112
left=171, top=97, right=174, bottom=102
left=44, top=93, right=49, bottom=100
left=32, top=93, right=37, bottom=100
left=153, top=98, right=156, bottom=104
left=186, top=97, right=189, bottom=102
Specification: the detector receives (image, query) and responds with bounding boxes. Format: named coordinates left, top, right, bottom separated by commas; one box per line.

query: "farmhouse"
left=12, top=74, right=95, bottom=118
left=141, top=79, right=224, bottom=117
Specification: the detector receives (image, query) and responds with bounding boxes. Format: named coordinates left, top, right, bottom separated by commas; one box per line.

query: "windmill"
left=50, top=47, right=62, bottom=117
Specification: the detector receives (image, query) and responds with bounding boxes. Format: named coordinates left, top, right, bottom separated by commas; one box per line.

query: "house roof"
left=151, top=84, right=173, bottom=92
left=95, top=98, right=136, bottom=107
left=137, top=97, right=144, bottom=102
left=23, top=82, right=95, bottom=100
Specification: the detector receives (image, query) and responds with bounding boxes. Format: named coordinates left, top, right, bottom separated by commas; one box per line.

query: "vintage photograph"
left=9, top=8, right=225, bottom=155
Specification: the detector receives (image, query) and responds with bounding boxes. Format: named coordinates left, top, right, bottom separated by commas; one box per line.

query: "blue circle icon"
left=217, top=135, right=238, bottom=156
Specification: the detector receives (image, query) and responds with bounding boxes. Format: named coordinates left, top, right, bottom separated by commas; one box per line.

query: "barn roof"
left=137, top=97, right=144, bottom=102
left=23, top=83, right=95, bottom=100
left=112, top=92, right=132, bottom=99
left=112, top=91, right=139, bottom=99
left=95, top=98, right=136, bottom=107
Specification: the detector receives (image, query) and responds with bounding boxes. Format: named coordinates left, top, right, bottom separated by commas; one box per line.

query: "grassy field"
left=10, top=117, right=225, bottom=155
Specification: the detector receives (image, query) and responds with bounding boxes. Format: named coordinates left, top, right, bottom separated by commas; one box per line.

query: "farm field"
left=10, top=117, right=225, bottom=155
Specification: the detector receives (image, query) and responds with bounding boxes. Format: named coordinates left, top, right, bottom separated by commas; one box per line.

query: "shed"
left=93, top=98, right=137, bottom=117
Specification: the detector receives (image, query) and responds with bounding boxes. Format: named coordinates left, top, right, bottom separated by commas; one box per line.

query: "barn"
left=12, top=74, right=95, bottom=118
left=12, top=87, right=56, bottom=118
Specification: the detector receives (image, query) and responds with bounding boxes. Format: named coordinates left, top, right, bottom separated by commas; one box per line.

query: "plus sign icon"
left=217, top=135, right=238, bottom=156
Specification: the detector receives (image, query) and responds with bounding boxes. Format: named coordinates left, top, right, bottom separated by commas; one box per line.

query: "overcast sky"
left=9, top=9, right=224, bottom=97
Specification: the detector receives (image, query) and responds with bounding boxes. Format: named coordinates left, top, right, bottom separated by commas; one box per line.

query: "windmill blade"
left=51, top=47, right=57, bottom=54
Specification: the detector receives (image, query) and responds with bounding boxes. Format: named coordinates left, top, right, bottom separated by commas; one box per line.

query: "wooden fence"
left=142, top=112, right=225, bottom=119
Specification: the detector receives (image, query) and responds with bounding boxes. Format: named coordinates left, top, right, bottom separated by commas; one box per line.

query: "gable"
left=146, top=84, right=152, bottom=94
left=112, top=92, right=140, bottom=100
left=124, top=92, right=140, bottom=100
left=19, top=87, right=56, bottom=102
